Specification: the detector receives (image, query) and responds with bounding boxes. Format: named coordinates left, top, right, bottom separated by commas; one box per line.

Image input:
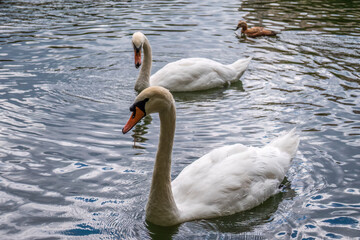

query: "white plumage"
left=122, top=86, right=299, bottom=226
left=151, top=57, right=251, bottom=92
left=132, top=32, right=252, bottom=92
left=173, top=128, right=299, bottom=221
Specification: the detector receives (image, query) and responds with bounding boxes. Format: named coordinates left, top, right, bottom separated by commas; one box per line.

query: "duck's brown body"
left=236, top=21, right=277, bottom=37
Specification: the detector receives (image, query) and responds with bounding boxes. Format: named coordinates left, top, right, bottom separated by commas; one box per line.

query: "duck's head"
left=132, top=32, right=146, bottom=69
left=122, top=86, right=174, bottom=134
left=236, top=21, right=248, bottom=31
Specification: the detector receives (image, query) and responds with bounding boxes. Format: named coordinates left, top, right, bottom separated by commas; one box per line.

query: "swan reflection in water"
left=146, top=178, right=296, bottom=239
left=172, top=81, right=245, bottom=103
left=131, top=115, right=152, bottom=149
left=128, top=83, right=244, bottom=149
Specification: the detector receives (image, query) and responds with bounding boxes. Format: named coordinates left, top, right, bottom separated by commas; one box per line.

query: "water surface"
left=0, top=0, right=359, bottom=239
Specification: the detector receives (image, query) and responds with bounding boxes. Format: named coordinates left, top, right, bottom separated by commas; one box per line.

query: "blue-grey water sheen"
left=0, top=0, right=359, bottom=239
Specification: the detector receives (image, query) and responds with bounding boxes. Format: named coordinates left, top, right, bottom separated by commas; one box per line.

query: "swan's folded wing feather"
left=172, top=144, right=292, bottom=220
left=150, top=58, right=239, bottom=92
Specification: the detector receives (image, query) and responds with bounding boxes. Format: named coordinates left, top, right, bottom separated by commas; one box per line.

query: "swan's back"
left=150, top=57, right=251, bottom=92
left=171, top=129, right=299, bottom=222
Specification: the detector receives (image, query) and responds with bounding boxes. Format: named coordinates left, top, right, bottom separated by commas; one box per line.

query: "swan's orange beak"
left=122, top=107, right=145, bottom=134
left=134, top=49, right=141, bottom=69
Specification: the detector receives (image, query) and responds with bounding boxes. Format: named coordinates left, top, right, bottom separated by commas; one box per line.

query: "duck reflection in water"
left=131, top=115, right=152, bottom=149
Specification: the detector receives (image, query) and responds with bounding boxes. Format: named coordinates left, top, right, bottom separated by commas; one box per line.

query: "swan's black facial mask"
left=133, top=43, right=142, bottom=69
left=129, top=98, right=148, bottom=117
left=122, top=98, right=149, bottom=134
left=133, top=44, right=141, bottom=53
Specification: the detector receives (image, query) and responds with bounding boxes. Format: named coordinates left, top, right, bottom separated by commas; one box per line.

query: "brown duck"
left=236, top=21, right=277, bottom=37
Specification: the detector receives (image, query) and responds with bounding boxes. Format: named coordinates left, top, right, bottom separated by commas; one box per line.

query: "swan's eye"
left=130, top=98, right=149, bottom=117
left=129, top=104, right=135, bottom=112
left=136, top=98, right=149, bottom=112
left=133, top=43, right=142, bottom=53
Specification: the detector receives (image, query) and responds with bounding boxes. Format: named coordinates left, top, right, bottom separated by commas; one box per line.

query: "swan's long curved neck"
left=134, top=36, right=152, bottom=92
left=146, top=104, right=180, bottom=226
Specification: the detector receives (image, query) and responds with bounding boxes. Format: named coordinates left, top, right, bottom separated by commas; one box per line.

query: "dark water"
left=1, top=0, right=359, bottom=239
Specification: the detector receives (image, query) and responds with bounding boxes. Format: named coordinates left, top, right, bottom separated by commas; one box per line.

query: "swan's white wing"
left=172, top=142, right=294, bottom=221
left=150, top=58, right=246, bottom=92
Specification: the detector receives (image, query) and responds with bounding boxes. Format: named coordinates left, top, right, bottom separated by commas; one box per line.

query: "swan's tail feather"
left=268, top=128, right=299, bottom=158
left=229, top=57, right=252, bottom=80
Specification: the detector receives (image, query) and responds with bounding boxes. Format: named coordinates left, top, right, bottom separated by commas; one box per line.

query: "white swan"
left=132, top=32, right=252, bottom=92
left=122, top=86, right=300, bottom=226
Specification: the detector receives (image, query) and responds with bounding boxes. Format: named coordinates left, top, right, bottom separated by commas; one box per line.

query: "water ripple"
left=1, top=0, right=360, bottom=239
